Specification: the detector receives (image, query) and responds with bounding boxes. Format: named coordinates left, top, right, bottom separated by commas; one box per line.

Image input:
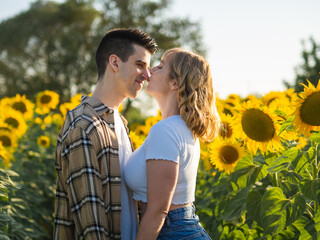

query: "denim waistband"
left=165, top=205, right=195, bottom=221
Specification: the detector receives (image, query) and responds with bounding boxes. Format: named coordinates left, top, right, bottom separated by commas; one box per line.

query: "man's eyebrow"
left=136, top=60, right=147, bottom=66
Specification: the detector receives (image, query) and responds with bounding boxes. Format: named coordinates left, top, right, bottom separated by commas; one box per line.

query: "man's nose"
left=142, top=69, right=151, bottom=80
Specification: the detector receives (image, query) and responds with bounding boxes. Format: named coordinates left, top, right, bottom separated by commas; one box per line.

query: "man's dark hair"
left=95, top=28, right=158, bottom=79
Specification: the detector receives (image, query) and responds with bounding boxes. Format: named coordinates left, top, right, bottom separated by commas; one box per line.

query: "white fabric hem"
left=146, top=158, right=178, bottom=163
left=133, top=196, right=147, bottom=203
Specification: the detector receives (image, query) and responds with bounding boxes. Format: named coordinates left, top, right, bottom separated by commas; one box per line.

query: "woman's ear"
left=108, top=54, right=119, bottom=72
left=169, top=79, right=179, bottom=91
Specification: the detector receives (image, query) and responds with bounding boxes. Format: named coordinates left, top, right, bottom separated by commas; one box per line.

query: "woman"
left=124, top=48, right=220, bottom=239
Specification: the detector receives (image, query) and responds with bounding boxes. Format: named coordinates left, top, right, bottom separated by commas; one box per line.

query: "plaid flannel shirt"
left=54, top=96, right=129, bottom=239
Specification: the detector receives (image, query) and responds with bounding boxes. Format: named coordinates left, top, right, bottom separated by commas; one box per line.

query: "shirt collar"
left=81, top=95, right=114, bottom=116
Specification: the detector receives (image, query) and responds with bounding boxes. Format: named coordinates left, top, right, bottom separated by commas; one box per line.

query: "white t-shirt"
left=113, top=109, right=137, bottom=240
left=124, top=115, right=200, bottom=205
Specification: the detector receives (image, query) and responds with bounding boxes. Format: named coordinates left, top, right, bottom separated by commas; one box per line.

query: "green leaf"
left=314, top=210, right=320, bottom=235
left=267, top=147, right=299, bottom=173
left=293, top=152, right=310, bottom=174
left=293, top=216, right=318, bottom=240
left=260, top=187, right=289, bottom=236
left=232, top=155, right=266, bottom=188
left=309, top=132, right=320, bottom=143
left=279, top=116, right=294, bottom=136
left=222, top=188, right=249, bottom=221
left=281, top=171, right=303, bottom=185
left=301, top=179, right=319, bottom=201
left=0, top=211, right=14, bottom=223
left=289, top=194, right=306, bottom=225
left=0, top=193, right=8, bottom=202
left=246, top=189, right=263, bottom=226
left=273, top=225, right=299, bottom=240
left=226, top=230, right=246, bottom=239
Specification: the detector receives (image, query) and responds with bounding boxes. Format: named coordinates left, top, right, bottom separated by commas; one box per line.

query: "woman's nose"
left=150, top=66, right=156, bottom=75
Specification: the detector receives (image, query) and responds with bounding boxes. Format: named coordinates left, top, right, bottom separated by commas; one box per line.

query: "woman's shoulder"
left=150, top=115, right=192, bottom=138
left=151, top=115, right=184, bottom=130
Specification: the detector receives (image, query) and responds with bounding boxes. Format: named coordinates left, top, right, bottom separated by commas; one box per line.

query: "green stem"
left=305, top=168, right=313, bottom=180
left=275, top=172, right=279, bottom=187
left=270, top=173, right=279, bottom=187
left=306, top=203, right=314, bottom=217
left=315, top=143, right=319, bottom=177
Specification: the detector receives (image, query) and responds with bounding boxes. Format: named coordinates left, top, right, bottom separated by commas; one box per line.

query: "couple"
left=54, top=28, right=220, bottom=240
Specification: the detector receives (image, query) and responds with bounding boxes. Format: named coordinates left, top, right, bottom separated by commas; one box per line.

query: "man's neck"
left=91, top=79, right=125, bottom=109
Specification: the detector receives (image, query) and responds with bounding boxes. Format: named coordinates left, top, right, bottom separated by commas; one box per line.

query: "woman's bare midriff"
left=136, top=201, right=191, bottom=219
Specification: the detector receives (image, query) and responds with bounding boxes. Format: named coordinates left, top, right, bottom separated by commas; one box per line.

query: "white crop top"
left=124, top=115, right=200, bottom=205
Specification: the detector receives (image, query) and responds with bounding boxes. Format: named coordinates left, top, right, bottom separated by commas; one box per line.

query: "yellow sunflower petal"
left=292, top=79, right=320, bottom=137
left=209, top=139, right=244, bottom=174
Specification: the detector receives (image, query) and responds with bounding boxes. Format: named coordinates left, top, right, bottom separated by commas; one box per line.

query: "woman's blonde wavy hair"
left=164, top=48, right=220, bottom=142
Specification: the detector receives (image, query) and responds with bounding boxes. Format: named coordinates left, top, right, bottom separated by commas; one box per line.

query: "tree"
left=284, top=37, right=320, bottom=92
left=0, top=0, right=206, bottom=104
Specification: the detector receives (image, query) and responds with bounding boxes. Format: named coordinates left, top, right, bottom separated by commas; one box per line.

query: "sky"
left=1, top=0, right=320, bottom=99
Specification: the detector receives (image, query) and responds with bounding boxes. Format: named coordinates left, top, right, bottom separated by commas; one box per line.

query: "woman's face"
left=146, top=52, right=175, bottom=97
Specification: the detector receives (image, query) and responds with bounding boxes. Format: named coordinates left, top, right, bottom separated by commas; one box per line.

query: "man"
left=54, top=28, right=157, bottom=239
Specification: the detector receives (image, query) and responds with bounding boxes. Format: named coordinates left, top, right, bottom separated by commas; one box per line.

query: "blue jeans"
left=157, top=205, right=212, bottom=240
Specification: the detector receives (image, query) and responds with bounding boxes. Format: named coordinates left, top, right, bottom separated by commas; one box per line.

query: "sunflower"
left=36, top=90, right=60, bottom=114
left=209, top=139, right=244, bottom=174
left=0, top=94, right=34, bottom=120
left=70, top=93, right=83, bottom=105
left=0, top=129, right=18, bottom=151
left=295, top=136, right=309, bottom=150
left=292, top=80, right=320, bottom=137
left=225, top=94, right=241, bottom=108
left=52, top=113, right=64, bottom=129
left=60, top=102, right=79, bottom=117
left=216, top=98, right=236, bottom=117
left=129, top=130, right=145, bottom=150
left=145, top=115, right=161, bottom=132
left=132, top=125, right=149, bottom=137
left=261, top=91, right=286, bottom=106
left=218, top=113, right=235, bottom=140
left=0, top=122, right=12, bottom=132
left=232, top=99, right=283, bottom=154
left=200, top=141, right=215, bottom=173
left=37, top=135, right=50, bottom=148
left=0, top=108, right=28, bottom=137
left=242, top=94, right=258, bottom=103
left=0, top=143, right=13, bottom=168
left=284, top=88, right=298, bottom=104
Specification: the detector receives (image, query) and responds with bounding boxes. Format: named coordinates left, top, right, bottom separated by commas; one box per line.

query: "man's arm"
left=57, top=126, right=109, bottom=239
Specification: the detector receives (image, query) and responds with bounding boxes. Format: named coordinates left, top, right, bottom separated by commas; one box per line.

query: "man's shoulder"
left=58, top=102, right=107, bottom=142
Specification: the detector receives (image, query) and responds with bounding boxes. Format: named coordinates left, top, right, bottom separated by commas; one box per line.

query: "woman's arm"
left=135, top=159, right=178, bottom=240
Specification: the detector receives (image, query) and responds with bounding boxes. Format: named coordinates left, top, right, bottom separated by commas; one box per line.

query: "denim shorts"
left=157, top=205, right=212, bottom=240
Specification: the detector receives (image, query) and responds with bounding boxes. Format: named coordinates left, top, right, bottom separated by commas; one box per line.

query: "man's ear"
left=169, top=79, right=179, bottom=91
left=109, top=54, right=120, bottom=72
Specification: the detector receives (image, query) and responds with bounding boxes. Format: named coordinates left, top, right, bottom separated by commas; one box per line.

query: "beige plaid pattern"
left=54, top=96, right=130, bottom=239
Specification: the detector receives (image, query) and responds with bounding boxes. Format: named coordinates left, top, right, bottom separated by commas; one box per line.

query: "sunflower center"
left=219, top=145, right=239, bottom=164
left=300, top=92, right=320, bottom=126
left=12, top=102, right=27, bottom=113
left=40, top=140, right=47, bottom=145
left=223, top=108, right=233, bottom=117
left=40, top=95, right=52, bottom=104
left=5, top=117, right=20, bottom=129
left=0, top=136, right=12, bottom=147
left=219, top=122, right=233, bottom=138
left=241, top=109, right=275, bottom=142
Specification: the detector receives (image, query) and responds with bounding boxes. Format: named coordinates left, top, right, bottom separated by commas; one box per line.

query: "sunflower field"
left=0, top=80, right=319, bottom=239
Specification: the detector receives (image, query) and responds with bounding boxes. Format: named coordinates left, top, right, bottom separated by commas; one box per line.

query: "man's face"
left=117, top=44, right=151, bottom=99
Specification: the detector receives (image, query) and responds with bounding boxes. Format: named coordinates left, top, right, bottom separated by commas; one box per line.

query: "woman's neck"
left=156, top=94, right=179, bottom=119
